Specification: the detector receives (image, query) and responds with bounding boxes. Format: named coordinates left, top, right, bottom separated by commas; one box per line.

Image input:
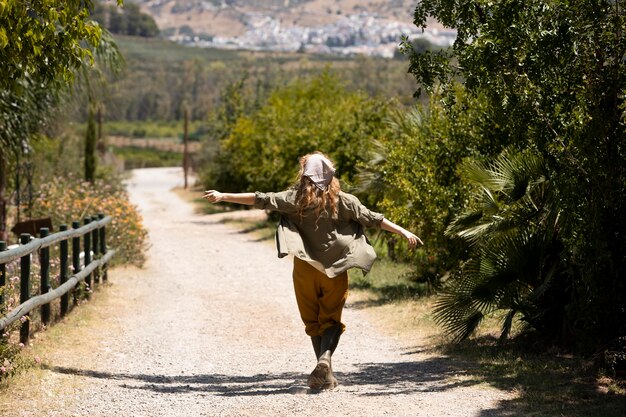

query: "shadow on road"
left=46, top=357, right=557, bottom=416
left=43, top=355, right=496, bottom=399
left=45, top=350, right=620, bottom=417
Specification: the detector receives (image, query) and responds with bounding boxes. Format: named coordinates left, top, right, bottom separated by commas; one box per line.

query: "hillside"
left=126, top=0, right=454, bottom=57
left=131, top=0, right=418, bottom=36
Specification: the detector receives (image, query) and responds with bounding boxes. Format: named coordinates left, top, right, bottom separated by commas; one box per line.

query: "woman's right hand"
left=203, top=190, right=223, bottom=203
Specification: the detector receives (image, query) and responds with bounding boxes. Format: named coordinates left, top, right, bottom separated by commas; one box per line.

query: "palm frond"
left=438, top=149, right=565, bottom=342
left=434, top=290, right=487, bottom=342
left=384, top=106, right=428, bottom=137
left=433, top=264, right=499, bottom=341
left=452, top=222, right=494, bottom=245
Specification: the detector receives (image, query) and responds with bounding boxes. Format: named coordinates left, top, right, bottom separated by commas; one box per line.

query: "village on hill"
left=172, top=12, right=456, bottom=57
left=137, top=0, right=456, bottom=57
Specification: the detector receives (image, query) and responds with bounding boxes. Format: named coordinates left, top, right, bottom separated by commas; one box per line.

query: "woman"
left=203, top=152, right=422, bottom=390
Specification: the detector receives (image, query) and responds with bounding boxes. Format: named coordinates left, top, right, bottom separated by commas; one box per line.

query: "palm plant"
left=435, top=150, right=568, bottom=342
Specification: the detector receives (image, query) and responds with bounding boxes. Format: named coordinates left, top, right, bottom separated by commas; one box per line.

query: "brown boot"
left=307, top=351, right=331, bottom=389
left=307, top=325, right=342, bottom=390
left=322, top=353, right=338, bottom=390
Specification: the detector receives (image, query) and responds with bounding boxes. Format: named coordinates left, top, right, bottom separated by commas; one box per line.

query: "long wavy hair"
left=295, top=152, right=341, bottom=221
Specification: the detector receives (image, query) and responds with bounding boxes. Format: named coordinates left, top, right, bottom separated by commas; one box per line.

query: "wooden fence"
left=0, top=214, right=115, bottom=343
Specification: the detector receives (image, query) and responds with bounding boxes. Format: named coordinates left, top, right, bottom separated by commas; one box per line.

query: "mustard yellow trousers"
left=292, top=257, right=349, bottom=337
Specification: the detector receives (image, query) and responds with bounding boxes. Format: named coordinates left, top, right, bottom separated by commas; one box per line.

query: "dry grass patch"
left=0, top=276, right=125, bottom=411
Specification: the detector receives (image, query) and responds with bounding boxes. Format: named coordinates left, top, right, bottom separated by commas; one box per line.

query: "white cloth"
left=303, top=154, right=335, bottom=190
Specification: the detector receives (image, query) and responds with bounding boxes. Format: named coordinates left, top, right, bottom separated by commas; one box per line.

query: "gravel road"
left=2, top=167, right=515, bottom=417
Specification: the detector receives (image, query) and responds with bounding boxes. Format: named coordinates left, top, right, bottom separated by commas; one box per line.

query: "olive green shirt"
left=254, top=190, right=384, bottom=278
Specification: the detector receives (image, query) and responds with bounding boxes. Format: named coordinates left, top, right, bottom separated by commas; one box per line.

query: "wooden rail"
left=0, top=214, right=115, bottom=343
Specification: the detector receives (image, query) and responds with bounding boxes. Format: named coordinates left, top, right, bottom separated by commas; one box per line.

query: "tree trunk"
left=0, top=156, right=7, bottom=242
left=96, top=104, right=106, bottom=158
left=85, top=101, right=97, bottom=183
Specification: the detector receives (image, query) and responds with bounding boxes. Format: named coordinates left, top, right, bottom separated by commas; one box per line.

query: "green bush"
left=203, top=72, right=389, bottom=193
left=112, top=146, right=183, bottom=169
left=357, top=87, right=507, bottom=286
left=131, top=128, right=147, bottom=138
left=0, top=333, right=33, bottom=381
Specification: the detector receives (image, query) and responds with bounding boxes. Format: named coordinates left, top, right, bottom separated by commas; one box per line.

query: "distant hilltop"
left=128, top=0, right=456, bottom=57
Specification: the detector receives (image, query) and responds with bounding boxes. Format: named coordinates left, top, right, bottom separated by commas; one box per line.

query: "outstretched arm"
left=380, top=218, right=423, bottom=249
left=203, top=190, right=256, bottom=205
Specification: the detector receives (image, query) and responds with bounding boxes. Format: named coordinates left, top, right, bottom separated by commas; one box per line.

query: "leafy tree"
left=91, top=1, right=159, bottom=37
left=0, top=0, right=113, bottom=149
left=76, top=31, right=125, bottom=183
left=0, top=0, right=123, bottom=240
left=0, top=1, right=118, bottom=92
left=403, top=0, right=626, bottom=350
left=205, top=72, right=388, bottom=193
left=198, top=75, right=264, bottom=187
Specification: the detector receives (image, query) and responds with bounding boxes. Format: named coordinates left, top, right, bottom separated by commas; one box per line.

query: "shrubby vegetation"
left=104, top=119, right=208, bottom=139
left=22, top=123, right=151, bottom=268
left=32, top=174, right=148, bottom=267
left=113, top=146, right=183, bottom=169
left=401, top=0, right=625, bottom=358
left=437, top=151, right=563, bottom=342
left=357, top=86, right=508, bottom=283
left=202, top=72, right=389, bottom=193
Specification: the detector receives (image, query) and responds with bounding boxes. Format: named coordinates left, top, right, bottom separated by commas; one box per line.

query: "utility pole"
left=183, top=104, right=189, bottom=189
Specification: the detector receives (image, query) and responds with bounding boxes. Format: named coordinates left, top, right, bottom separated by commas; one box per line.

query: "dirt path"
left=1, top=167, right=514, bottom=417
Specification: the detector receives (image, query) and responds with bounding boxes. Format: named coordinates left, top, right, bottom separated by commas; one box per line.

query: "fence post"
left=19, top=233, right=31, bottom=344
left=72, top=221, right=81, bottom=303
left=39, top=227, right=51, bottom=325
left=83, top=217, right=92, bottom=298
left=0, top=241, right=6, bottom=310
left=59, top=224, right=69, bottom=317
left=92, top=216, right=99, bottom=286
left=98, top=214, right=107, bottom=283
